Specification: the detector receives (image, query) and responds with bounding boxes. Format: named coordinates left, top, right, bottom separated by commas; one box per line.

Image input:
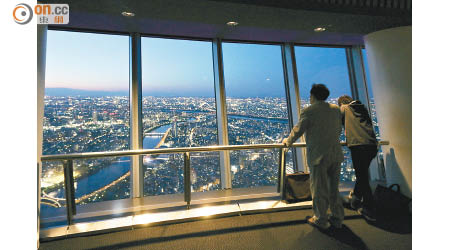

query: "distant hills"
left=45, top=88, right=211, bottom=97
left=45, top=88, right=128, bottom=97
left=45, top=87, right=219, bottom=97
left=45, top=87, right=285, bottom=98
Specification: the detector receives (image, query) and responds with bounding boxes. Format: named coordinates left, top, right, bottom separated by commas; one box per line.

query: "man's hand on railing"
left=282, top=138, right=292, bottom=147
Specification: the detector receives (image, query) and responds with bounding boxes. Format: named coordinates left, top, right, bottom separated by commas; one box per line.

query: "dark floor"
left=39, top=208, right=411, bottom=250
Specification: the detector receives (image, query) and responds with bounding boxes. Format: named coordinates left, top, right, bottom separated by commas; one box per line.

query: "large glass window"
left=141, top=37, right=219, bottom=196
left=222, top=42, right=292, bottom=188
left=294, top=46, right=355, bottom=188
left=42, top=31, right=130, bottom=222
left=41, top=32, right=372, bottom=224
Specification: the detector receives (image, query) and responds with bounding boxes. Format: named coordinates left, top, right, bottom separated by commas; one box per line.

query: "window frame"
left=42, top=26, right=371, bottom=205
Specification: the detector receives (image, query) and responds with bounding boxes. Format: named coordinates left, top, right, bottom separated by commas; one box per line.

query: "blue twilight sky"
left=295, top=46, right=352, bottom=99
left=46, top=30, right=352, bottom=99
left=141, top=37, right=215, bottom=97
left=45, top=30, right=129, bottom=92
left=222, top=42, right=286, bottom=98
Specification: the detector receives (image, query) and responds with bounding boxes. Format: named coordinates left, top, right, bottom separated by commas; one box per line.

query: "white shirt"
left=286, top=101, right=344, bottom=167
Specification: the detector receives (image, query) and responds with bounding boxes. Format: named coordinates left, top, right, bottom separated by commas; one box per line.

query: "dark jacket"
left=340, top=100, right=377, bottom=147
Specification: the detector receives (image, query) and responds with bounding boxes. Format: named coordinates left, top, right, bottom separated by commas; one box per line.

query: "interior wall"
left=364, top=26, right=412, bottom=198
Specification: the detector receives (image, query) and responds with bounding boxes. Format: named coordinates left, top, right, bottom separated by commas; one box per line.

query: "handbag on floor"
left=282, top=172, right=312, bottom=204
left=374, top=184, right=411, bottom=218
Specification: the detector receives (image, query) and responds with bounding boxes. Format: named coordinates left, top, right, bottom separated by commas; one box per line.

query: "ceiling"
left=208, top=0, right=411, bottom=17
left=44, top=0, right=412, bottom=45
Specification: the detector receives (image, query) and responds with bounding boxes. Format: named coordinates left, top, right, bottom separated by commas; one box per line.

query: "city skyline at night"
left=41, top=30, right=382, bottom=219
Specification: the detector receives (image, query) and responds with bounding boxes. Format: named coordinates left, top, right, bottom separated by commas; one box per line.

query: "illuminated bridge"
left=40, top=191, right=64, bottom=208
left=144, top=132, right=166, bottom=136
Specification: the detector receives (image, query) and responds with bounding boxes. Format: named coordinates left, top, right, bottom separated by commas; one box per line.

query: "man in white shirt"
left=283, top=84, right=344, bottom=230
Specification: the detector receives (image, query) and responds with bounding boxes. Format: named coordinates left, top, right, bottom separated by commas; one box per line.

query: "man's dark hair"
left=310, top=84, right=330, bottom=101
left=338, top=95, right=354, bottom=106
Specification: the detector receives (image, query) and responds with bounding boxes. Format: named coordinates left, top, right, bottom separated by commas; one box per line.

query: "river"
left=47, top=116, right=283, bottom=200
left=48, top=124, right=172, bottom=200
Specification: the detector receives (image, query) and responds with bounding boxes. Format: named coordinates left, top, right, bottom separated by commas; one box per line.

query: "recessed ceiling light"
left=122, top=11, right=135, bottom=17
left=314, top=27, right=326, bottom=32
left=227, top=21, right=239, bottom=26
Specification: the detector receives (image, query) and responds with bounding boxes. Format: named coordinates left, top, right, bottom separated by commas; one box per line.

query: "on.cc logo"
left=13, top=3, right=33, bottom=25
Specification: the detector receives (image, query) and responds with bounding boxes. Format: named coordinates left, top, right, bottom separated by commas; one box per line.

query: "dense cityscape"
left=41, top=94, right=381, bottom=216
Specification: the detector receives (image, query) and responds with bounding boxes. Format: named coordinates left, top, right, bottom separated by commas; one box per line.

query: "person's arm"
left=283, top=110, right=309, bottom=147
left=340, top=105, right=345, bottom=127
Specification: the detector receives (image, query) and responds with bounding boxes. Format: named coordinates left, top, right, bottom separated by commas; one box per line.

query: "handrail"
left=41, top=141, right=390, bottom=161
left=40, top=140, right=389, bottom=225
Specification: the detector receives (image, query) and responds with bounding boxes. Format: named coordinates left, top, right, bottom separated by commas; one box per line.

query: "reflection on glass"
left=141, top=37, right=219, bottom=196
left=42, top=30, right=130, bottom=219
left=144, top=153, right=184, bottom=196
left=41, top=157, right=131, bottom=215
left=295, top=46, right=354, bottom=187
left=222, top=42, right=293, bottom=188
left=72, top=157, right=131, bottom=204
left=40, top=161, right=66, bottom=219
left=190, top=152, right=221, bottom=192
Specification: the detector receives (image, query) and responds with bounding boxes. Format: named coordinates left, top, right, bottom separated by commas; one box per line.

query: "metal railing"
left=40, top=141, right=389, bottom=225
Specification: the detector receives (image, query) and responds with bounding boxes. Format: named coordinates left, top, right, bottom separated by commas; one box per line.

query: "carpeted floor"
left=39, top=208, right=411, bottom=250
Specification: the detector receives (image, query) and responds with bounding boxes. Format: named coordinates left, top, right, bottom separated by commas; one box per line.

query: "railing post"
left=277, top=148, right=287, bottom=198
left=184, top=152, right=191, bottom=209
left=277, top=148, right=282, bottom=193
left=63, top=160, right=76, bottom=225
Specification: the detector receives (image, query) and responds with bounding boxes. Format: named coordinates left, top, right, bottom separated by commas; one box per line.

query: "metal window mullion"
left=355, top=47, right=373, bottom=114
left=346, top=48, right=359, bottom=101
left=346, top=46, right=370, bottom=107
left=346, top=46, right=383, bottom=181
left=212, top=38, right=232, bottom=189
left=130, top=33, right=144, bottom=198
left=355, top=46, right=385, bottom=181
left=281, top=43, right=307, bottom=173
left=37, top=24, right=48, bottom=244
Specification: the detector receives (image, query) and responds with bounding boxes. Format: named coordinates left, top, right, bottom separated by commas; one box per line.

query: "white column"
left=364, top=26, right=412, bottom=198
left=37, top=24, right=48, bottom=247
